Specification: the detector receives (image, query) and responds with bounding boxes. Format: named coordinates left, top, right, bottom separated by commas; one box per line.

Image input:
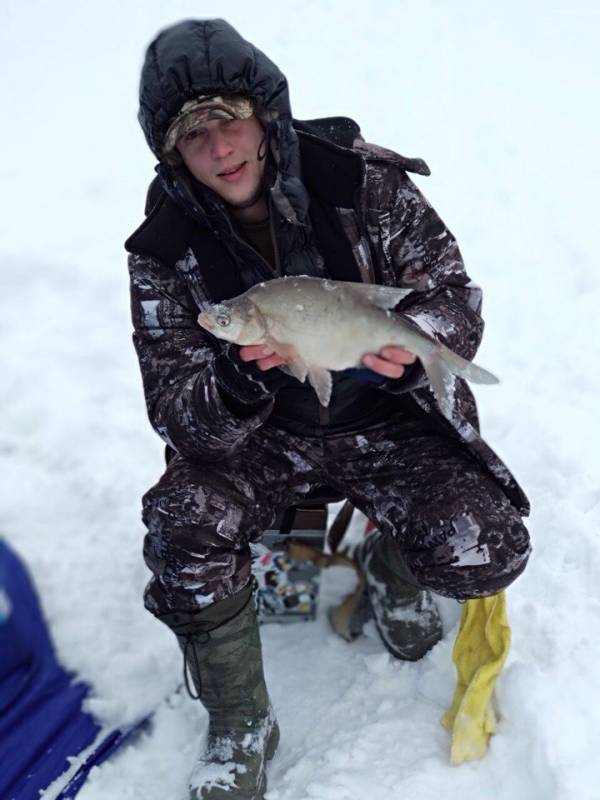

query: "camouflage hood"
left=137, top=18, right=309, bottom=225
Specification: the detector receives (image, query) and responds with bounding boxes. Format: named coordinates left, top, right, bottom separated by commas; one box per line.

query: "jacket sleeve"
left=374, top=169, right=485, bottom=395
left=128, top=252, right=273, bottom=461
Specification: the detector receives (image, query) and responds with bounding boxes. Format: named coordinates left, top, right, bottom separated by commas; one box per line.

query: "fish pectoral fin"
left=264, top=336, right=308, bottom=383
left=286, top=355, right=309, bottom=383
left=307, top=365, right=333, bottom=407
left=348, top=283, right=414, bottom=310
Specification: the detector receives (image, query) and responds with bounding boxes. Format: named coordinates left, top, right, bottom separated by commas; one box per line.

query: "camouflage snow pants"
left=141, top=410, right=531, bottom=619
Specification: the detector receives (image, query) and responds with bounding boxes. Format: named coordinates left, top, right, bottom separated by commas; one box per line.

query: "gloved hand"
left=340, top=367, right=387, bottom=385
left=341, top=360, right=422, bottom=389
left=342, top=346, right=422, bottom=390
left=212, top=343, right=296, bottom=406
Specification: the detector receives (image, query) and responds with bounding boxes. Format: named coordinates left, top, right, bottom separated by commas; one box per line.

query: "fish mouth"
left=197, top=311, right=214, bottom=331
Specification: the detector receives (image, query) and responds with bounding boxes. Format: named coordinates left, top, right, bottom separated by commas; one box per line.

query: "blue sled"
left=0, top=539, right=149, bottom=800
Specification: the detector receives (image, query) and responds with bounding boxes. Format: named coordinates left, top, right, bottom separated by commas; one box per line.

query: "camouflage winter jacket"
left=126, top=124, right=529, bottom=516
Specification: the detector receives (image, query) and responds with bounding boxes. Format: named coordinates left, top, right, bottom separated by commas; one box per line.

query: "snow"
left=1, top=1, right=599, bottom=799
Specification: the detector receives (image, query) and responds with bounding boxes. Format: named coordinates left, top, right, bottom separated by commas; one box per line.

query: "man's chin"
left=225, top=185, right=265, bottom=211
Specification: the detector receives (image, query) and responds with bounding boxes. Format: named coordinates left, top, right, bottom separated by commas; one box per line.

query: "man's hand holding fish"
left=240, top=342, right=418, bottom=381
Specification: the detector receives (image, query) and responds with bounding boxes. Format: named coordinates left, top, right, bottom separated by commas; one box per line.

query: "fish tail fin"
left=422, top=345, right=499, bottom=419
left=437, top=344, right=499, bottom=385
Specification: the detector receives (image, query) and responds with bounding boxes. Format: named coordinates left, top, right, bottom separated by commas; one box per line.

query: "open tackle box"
left=250, top=489, right=352, bottom=623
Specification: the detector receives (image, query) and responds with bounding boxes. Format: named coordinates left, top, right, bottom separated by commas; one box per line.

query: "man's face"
left=175, top=114, right=266, bottom=209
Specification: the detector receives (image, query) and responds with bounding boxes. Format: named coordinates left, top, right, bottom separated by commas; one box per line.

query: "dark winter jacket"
left=126, top=18, right=530, bottom=516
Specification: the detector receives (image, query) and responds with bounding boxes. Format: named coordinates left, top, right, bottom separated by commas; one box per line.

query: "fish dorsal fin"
left=307, top=365, right=333, bottom=407
left=346, top=283, right=414, bottom=310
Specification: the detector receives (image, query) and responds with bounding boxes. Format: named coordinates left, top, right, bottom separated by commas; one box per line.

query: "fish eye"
left=216, top=313, right=231, bottom=327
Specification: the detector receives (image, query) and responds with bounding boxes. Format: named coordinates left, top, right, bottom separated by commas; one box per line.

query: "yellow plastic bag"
left=441, top=592, right=511, bottom=764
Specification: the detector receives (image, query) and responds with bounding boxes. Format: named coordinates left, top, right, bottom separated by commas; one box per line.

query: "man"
left=126, top=18, right=531, bottom=800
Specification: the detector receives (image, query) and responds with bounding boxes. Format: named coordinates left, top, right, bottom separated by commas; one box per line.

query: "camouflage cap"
left=162, top=95, right=255, bottom=156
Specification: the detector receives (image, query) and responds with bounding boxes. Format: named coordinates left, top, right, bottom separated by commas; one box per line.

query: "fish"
left=197, top=276, right=498, bottom=419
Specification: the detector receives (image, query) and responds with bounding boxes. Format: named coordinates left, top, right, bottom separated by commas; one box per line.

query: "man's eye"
left=185, top=129, right=206, bottom=142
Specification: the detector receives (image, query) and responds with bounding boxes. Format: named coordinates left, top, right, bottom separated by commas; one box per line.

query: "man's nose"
left=210, top=129, right=234, bottom=159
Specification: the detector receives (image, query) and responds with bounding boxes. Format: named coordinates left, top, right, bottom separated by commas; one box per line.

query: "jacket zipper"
left=221, top=200, right=281, bottom=281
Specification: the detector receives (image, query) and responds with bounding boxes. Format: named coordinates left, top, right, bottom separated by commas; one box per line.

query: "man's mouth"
left=217, top=162, right=247, bottom=181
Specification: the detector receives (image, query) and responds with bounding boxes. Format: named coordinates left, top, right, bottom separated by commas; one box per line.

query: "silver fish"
left=197, top=276, right=498, bottom=418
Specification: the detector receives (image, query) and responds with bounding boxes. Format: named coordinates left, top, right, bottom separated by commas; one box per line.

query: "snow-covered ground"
left=2, top=2, right=599, bottom=798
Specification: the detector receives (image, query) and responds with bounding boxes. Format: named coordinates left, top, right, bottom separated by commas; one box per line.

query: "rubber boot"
left=160, top=582, right=279, bottom=799
left=354, top=530, right=443, bottom=660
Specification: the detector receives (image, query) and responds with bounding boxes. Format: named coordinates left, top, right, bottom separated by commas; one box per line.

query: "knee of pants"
left=142, top=471, right=256, bottom=550
left=405, top=513, right=532, bottom=601
left=141, top=476, right=256, bottom=614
